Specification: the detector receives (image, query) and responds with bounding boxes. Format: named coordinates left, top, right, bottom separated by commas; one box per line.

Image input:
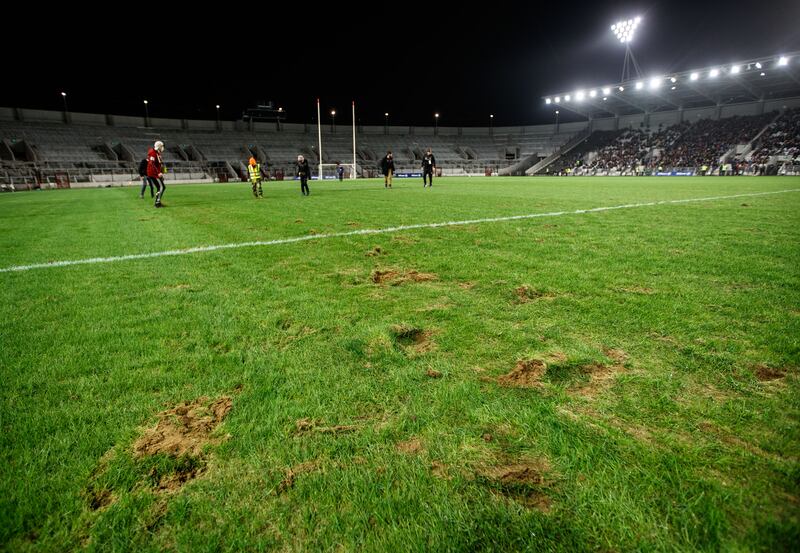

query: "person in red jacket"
left=147, top=140, right=166, bottom=207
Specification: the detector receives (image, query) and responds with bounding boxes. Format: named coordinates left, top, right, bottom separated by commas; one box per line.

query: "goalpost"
left=319, top=163, right=359, bottom=180
left=317, top=99, right=359, bottom=180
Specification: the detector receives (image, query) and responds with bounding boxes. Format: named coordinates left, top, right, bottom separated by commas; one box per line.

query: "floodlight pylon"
left=612, top=17, right=644, bottom=82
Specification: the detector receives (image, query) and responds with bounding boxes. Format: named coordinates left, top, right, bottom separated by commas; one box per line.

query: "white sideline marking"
left=2, top=188, right=798, bottom=274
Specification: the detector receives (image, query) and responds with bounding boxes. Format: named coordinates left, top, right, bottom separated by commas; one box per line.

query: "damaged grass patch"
left=390, top=324, right=436, bottom=354
left=496, top=359, right=547, bottom=388
left=476, top=457, right=554, bottom=512
left=294, top=418, right=358, bottom=435
left=371, top=268, right=438, bottom=286
left=513, top=285, right=554, bottom=304
left=276, top=461, right=319, bottom=494
left=396, top=438, right=424, bottom=455
left=753, top=364, right=787, bottom=382
left=134, top=396, right=232, bottom=457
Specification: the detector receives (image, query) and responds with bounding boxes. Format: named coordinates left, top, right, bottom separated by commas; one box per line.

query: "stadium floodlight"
left=671, top=86, right=676, bottom=90
left=611, top=16, right=642, bottom=43
left=649, top=77, right=661, bottom=89
left=690, top=72, right=699, bottom=81
left=554, top=96, right=560, bottom=103
left=635, top=81, right=644, bottom=90
left=760, top=72, right=766, bottom=76
left=778, top=56, right=789, bottom=66
left=589, top=89, right=597, bottom=98
left=618, top=86, right=624, bottom=92
left=670, top=76, right=677, bottom=83
left=709, top=68, right=719, bottom=78
left=731, top=65, right=741, bottom=74
left=564, top=95, right=571, bottom=102
left=602, top=87, right=611, bottom=95
left=575, top=90, right=585, bottom=101
left=545, top=98, right=552, bottom=104
left=612, top=16, right=644, bottom=81
left=755, top=62, right=762, bottom=69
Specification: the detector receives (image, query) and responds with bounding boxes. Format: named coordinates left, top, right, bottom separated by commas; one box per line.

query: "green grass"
left=1, top=176, right=799, bottom=551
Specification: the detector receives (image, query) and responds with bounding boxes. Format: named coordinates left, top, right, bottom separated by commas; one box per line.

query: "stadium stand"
left=2, top=51, right=799, bottom=190
left=0, top=113, right=572, bottom=189
left=536, top=52, right=800, bottom=176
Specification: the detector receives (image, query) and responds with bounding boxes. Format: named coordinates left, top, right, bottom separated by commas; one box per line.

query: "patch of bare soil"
left=545, top=351, right=568, bottom=364
left=754, top=364, right=786, bottom=382
left=513, top=285, right=553, bottom=303
left=134, top=396, right=232, bottom=457
left=396, top=438, right=424, bottom=455
left=649, top=332, right=679, bottom=346
left=602, top=347, right=628, bottom=364
left=346, top=221, right=360, bottom=227
left=619, top=286, right=655, bottom=295
left=570, top=362, right=624, bottom=398
left=697, top=421, right=787, bottom=462
left=458, top=282, right=475, bottom=290
left=391, top=325, right=436, bottom=354
left=496, top=359, right=547, bottom=388
left=371, top=269, right=438, bottom=285
left=430, top=461, right=450, bottom=479
left=478, top=458, right=553, bottom=512
left=391, top=235, right=417, bottom=244
left=294, top=418, right=358, bottom=435
left=426, top=368, right=443, bottom=378
left=87, top=488, right=115, bottom=511
left=156, top=465, right=202, bottom=492
left=277, top=461, right=318, bottom=494
left=365, top=246, right=383, bottom=257
left=161, top=284, right=193, bottom=291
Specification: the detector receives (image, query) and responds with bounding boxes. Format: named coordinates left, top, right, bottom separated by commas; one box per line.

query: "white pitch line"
left=2, top=188, right=798, bottom=274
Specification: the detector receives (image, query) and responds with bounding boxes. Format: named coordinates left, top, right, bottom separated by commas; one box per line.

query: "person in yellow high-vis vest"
left=248, top=157, right=263, bottom=198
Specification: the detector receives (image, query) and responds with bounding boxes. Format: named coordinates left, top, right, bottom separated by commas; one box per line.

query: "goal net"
left=319, top=163, right=358, bottom=180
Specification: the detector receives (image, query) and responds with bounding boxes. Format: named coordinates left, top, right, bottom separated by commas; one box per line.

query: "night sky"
left=4, top=1, right=799, bottom=127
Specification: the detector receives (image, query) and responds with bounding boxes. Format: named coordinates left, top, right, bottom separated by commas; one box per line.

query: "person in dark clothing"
left=138, top=158, right=154, bottom=198
left=336, top=162, right=344, bottom=181
left=296, top=154, right=311, bottom=195
left=422, top=148, right=436, bottom=187
left=380, top=151, right=395, bottom=188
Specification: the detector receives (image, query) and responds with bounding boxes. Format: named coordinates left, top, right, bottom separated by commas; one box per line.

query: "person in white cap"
left=147, top=140, right=166, bottom=207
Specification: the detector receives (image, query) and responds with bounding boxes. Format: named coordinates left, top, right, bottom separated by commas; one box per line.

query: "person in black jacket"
left=380, top=151, right=395, bottom=188
left=138, top=158, right=154, bottom=198
left=296, top=154, right=311, bottom=195
left=422, top=148, right=436, bottom=187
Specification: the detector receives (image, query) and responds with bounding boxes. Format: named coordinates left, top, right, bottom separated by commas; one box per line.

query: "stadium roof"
left=543, top=52, right=800, bottom=118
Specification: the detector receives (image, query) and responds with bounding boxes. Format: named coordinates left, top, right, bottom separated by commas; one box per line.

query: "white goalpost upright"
left=316, top=99, right=359, bottom=180
left=317, top=98, right=323, bottom=181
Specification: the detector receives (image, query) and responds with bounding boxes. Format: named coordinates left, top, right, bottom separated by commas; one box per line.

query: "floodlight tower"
left=611, top=16, right=644, bottom=82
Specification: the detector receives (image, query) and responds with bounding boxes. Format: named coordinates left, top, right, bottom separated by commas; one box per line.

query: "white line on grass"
left=2, top=188, right=798, bottom=274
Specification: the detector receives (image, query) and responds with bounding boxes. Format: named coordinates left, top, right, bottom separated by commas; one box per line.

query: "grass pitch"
left=1, top=176, right=799, bottom=551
